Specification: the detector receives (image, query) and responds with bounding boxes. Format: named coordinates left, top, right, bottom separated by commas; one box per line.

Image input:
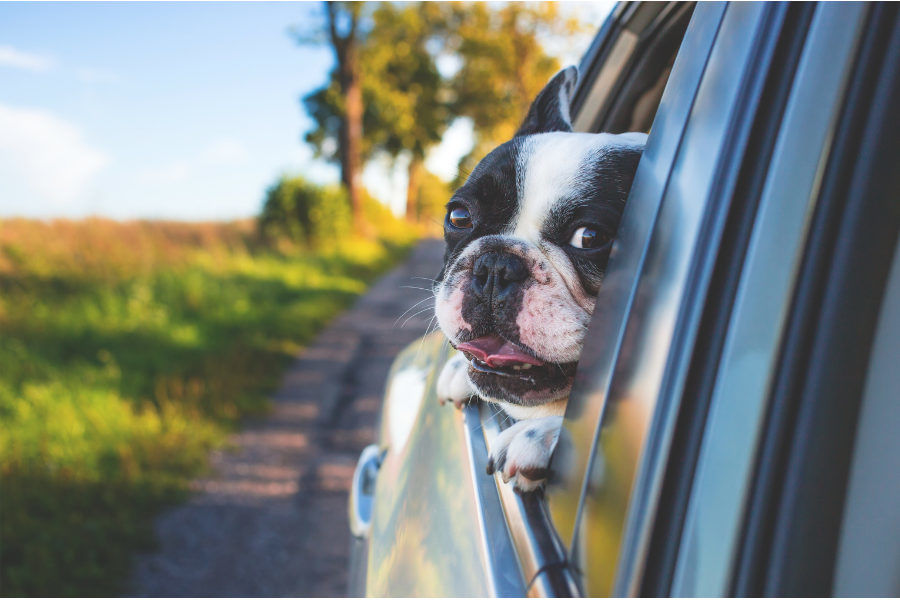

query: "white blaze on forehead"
left=511, top=131, right=647, bottom=242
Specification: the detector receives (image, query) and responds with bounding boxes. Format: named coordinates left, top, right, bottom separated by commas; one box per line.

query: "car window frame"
left=465, top=3, right=710, bottom=595
left=668, top=3, right=871, bottom=596
left=543, top=3, right=725, bottom=563
left=732, top=5, right=900, bottom=595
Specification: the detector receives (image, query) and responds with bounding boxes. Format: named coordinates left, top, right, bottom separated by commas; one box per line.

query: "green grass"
left=0, top=218, right=418, bottom=596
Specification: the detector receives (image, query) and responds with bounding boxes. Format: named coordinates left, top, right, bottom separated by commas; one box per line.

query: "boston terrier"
left=434, top=66, right=646, bottom=491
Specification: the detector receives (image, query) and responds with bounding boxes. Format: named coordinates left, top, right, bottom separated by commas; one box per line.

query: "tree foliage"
left=447, top=2, right=584, bottom=184
left=299, top=1, right=584, bottom=218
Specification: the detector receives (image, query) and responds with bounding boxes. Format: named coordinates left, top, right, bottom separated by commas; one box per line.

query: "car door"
left=349, top=3, right=697, bottom=596
left=352, top=2, right=899, bottom=597
left=550, top=1, right=898, bottom=597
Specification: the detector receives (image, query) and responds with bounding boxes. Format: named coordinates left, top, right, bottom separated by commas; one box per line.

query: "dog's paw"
left=437, top=351, right=475, bottom=409
left=486, top=415, right=564, bottom=492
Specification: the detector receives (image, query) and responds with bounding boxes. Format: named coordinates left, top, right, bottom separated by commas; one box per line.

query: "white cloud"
left=0, top=45, right=56, bottom=72
left=0, top=104, right=109, bottom=210
left=137, top=161, right=191, bottom=185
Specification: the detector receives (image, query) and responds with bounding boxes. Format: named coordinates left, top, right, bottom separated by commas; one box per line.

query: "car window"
left=834, top=242, right=900, bottom=597
left=562, top=4, right=782, bottom=596
left=542, top=1, right=710, bottom=557
left=545, top=2, right=873, bottom=595
left=669, top=5, right=870, bottom=595
left=728, top=7, right=900, bottom=594
left=460, top=4, right=700, bottom=595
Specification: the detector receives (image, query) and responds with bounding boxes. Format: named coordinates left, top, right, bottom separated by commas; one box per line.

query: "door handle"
left=348, top=444, right=383, bottom=538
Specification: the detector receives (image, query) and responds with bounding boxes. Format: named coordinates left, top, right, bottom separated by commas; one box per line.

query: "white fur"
left=434, top=286, right=471, bottom=338
left=511, top=132, right=646, bottom=243
left=436, top=351, right=475, bottom=408
left=488, top=416, right=564, bottom=492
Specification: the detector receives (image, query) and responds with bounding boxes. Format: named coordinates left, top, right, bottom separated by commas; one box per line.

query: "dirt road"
left=131, top=239, right=445, bottom=597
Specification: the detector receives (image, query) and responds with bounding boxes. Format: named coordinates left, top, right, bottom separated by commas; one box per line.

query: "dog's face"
left=434, top=67, right=646, bottom=407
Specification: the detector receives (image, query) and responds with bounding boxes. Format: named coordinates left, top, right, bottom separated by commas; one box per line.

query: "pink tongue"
left=457, top=335, right=544, bottom=368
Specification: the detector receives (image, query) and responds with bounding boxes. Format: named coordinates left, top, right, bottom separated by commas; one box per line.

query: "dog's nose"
left=472, top=251, right=529, bottom=303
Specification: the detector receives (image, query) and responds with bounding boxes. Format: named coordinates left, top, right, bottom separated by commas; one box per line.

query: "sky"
left=0, top=1, right=614, bottom=221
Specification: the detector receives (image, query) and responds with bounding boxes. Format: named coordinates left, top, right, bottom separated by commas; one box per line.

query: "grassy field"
left=0, top=217, right=418, bottom=596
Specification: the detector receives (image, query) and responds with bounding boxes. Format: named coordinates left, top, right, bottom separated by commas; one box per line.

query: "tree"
left=361, top=3, right=452, bottom=220
left=297, top=2, right=367, bottom=231
left=447, top=2, right=583, bottom=185
left=303, top=2, right=453, bottom=222
left=299, top=2, right=584, bottom=221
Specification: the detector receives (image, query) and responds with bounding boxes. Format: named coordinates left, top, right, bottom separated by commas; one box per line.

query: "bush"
left=258, top=175, right=423, bottom=251
left=258, top=176, right=352, bottom=248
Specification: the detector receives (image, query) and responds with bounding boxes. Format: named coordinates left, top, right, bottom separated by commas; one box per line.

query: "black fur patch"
left=515, top=67, right=576, bottom=137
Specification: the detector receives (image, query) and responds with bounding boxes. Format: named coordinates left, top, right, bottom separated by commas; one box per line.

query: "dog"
left=433, top=66, right=646, bottom=492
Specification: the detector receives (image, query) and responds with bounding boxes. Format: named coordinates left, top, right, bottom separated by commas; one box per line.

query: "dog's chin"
left=467, top=359, right=577, bottom=406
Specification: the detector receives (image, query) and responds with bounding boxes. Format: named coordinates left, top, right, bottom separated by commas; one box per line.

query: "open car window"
left=466, top=2, right=701, bottom=595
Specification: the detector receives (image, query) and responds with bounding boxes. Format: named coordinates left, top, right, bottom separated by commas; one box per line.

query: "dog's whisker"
left=400, top=306, right=434, bottom=329
left=414, top=314, right=439, bottom=363
left=393, top=297, right=434, bottom=327
left=399, top=285, right=436, bottom=293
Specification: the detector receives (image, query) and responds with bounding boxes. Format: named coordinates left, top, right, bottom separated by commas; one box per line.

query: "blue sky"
left=0, top=1, right=613, bottom=221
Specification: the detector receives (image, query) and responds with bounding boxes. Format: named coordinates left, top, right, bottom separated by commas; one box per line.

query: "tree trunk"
left=341, top=48, right=364, bottom=232
left=327, top=2, right=366, bottom=234
left=405, top=155, right=424, bottom=222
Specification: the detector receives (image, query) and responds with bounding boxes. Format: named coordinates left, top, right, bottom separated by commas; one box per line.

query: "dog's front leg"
left=486, top=415, right=564, bottom=492
left=437, top=350, right=475, bottom=409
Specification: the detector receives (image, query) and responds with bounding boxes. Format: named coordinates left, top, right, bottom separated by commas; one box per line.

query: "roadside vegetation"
left=0, top=191, right=418, bottom=596
left=0, top=2, right=590, bottom=594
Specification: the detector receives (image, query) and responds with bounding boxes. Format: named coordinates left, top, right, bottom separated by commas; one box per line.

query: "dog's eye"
left=570, top=226, right=610, bottom=250
left=448, top=206, right=473, bottom=229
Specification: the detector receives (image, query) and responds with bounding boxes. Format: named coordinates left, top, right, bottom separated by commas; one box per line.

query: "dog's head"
left=434, top=66, right=646, bottom=407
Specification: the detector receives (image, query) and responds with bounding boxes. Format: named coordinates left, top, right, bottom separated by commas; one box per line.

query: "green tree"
left=362, top=2, right=453, bottom=220
left=299, top=1, right=584, bottom=219
left=447, top=2, right=583, bottom=185
left=303, top=2, right=453, bottom=222
left=296, top=2, right=367, bottom=232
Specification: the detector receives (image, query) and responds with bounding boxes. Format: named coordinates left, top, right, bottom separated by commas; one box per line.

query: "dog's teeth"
left=521, top=364, right=532, bottom=370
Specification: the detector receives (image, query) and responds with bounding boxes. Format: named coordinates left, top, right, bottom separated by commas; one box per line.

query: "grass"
left=0, top=217, right=418, bottom=596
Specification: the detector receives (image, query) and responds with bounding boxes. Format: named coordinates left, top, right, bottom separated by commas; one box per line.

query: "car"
left=348, top=2, right=900, bottom=596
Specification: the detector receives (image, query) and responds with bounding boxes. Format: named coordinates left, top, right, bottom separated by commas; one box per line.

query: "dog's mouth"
left=455, top=335, right=577, bottom=405
left=457, top=334, right=545, bottom=376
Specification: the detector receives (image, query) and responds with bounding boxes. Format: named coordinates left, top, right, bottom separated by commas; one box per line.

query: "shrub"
left=258, top=176, right=352, bottom=248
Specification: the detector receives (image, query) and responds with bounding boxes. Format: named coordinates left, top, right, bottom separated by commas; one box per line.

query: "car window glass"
left=543, top=1, right=728, bottom=586
left=833, top=241, right=900, bottom=597
left=670, top=5, right=869, bottom=595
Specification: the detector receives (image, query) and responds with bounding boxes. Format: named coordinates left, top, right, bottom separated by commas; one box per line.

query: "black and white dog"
left=434, top=66, right=646, bottom=491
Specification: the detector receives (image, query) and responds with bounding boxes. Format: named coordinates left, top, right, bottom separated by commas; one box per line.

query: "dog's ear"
left=515, top=66, right=578, bottom=137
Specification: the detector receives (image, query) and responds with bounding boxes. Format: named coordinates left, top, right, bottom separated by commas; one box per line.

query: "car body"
left=349, top=2, right=900, bottom=596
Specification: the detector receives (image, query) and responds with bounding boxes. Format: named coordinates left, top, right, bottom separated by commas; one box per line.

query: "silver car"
left=349, top=2, right=900, bottom=596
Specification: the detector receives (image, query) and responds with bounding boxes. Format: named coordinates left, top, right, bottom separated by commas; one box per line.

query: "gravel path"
left=130, top=239, right=445, bottom=597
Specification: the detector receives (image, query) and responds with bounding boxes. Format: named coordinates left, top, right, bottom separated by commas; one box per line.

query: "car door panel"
left=365, top=334, right=524, bottom=597
left=670, top=4, right=869, bottom=596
